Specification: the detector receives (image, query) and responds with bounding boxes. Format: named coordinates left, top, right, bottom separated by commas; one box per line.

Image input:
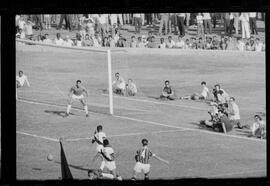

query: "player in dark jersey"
left=131, top=139, right=169, bottom=180
left=160, top=80, right=177, bottom=100
left=64, top=80, right=89, bottom=117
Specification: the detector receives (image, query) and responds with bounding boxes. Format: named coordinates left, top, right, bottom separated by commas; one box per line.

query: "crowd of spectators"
left=15, top=13, right=265, bottom=52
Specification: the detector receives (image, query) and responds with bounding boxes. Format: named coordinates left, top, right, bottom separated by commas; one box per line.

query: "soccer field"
left=16, top=43, right=266, bottom=180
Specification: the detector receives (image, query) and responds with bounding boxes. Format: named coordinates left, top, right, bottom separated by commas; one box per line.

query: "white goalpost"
left=107, top=49, right=114, bottom=115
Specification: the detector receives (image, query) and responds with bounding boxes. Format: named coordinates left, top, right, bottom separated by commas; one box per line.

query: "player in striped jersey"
left=131, top=139, right=169, bottom=180
left=64, top=80, right=89, bottom=117
left=91, top=125, right=106, bottom=170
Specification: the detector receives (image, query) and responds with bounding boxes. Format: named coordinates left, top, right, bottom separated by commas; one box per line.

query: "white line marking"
left=16, top=131, right=59, bottom=142
left=101, top=93, right=206, bottom=111
left=207, top=169, right=266, bottom=178
left=18, top=98, right=266, bottom=142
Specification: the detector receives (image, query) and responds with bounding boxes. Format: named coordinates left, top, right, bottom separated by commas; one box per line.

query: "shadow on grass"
left=44, top=110, right=75, bottom=117
left=54, top=161, right=89, bottom=172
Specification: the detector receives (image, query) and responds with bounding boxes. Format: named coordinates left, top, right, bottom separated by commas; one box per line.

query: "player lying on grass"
left=16, top=70, right=30, bottom=100
left=180, top=81, right=210, bottom=100
left=91, top=125, right=106, bottom=170
left=248, top=115, right=266, bottom=139
left=64, top=80, right=89, bottom=117
left=126, top=79, right=138, bottom=96
left=200, top=109, right=233, bottom=133
left=92, top=139, right=119, bottom=180
left=112, top=72, right=126, bottom=95
left=159, top=80, right=177, bottom=100
left=131, top=138, right=169, bottom=181
left=88, top=169, right=122, bottom=180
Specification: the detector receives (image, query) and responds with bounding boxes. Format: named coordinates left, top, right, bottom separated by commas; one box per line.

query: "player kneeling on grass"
left=16, top=70, right=30, bottom=100
left=131, top=139, right=169, bottom=181
left=160, top=80, right=177, bottom=100
left=88, top=169, right=122, bottom=180
left=180, top=81, right=210, bottom=100
left=200, top=109, right=233, bottom=133
left=112, top=72, right=126, bottom=95
left=93, top=139, right=119, bottom=180
left=248, top=115, right=266, bottom=139
left=126, top=79, right=138, bottom=96
left=65, top=80, right=89, bottom=117
left=91, top=125, right=106, bottom=170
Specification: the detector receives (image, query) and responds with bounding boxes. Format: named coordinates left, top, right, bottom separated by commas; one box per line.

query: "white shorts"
left=71, top=94, right=84, bottom=100
left=104, top=161, right=116, bottom=171
left=134, top=162, right=150, bottom=174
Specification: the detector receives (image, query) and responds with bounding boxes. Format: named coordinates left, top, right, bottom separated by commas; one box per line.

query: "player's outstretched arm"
left=153, top=154, right=169, bottom=165
left=25, top=76, right=30, bottom=87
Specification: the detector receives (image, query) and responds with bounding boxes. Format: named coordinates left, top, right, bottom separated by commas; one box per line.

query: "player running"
left=64, top=80, right=89, bottom=117
left=16, top=70, right=30, bottom=100
left=92, top=139, right=119, bottom=179
left=131, top=139, right=169, bottom=180
left=91, top=125, right=106, bottom=170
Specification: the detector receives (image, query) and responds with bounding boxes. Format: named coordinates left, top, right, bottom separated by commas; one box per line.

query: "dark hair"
left=76, top=80, right=82, bottom=84
left=215, top=84, right=220, bottom=88
left=88, top=169, right=94, bottom=175
left=56, top=33, right=60, bottom=37
left=103, top=139, right=109, bottom=146
left=160, top=38, right=164, bottom=41
left=142, top=138, right=148, bottom=146
left=165, top=80, right=170, bottom=84
left=97, top=125, right=103, bottom=132
left=19, top=70, right=23, bottom=74
left=115, top=72, right=119, bottom=75
left=168, top=36, right=172, bottom=39
left=201, top=81, right=206, bottom=85
left=131, top=35, right=135, bottom=39
left=254, top=115, right=262, bottom=120
left=230, top=97, right=235, bottom=101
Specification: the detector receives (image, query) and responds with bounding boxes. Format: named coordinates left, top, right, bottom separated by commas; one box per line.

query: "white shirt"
left=255, top=42, right=263, bottom=52
left=166, top=40, right=175, bottom=48
left=251, top=120, right=265, bottom=134
left=43, top=38, right=52, bottom=44
left=239, top=13, right=249, bottom=22
left=94, top=131, right=106, bottom=144
left=249, top=12, right=257, bottom=18
left=102, top=146, right=114, bottom=162
left=133, top=14, right=141, bottom=18
left=25, top=23, right=33, bottom=35
left=159, top=43, right=166, bottom=48
left=64, top=39, right=74, bottom=47
left=110, top=14, right=118, bottom=25
left=99, top=14, right=108, bottom=24
left=16, top=74, right=30, bottom=87
left=229, top=102, right=240, bottom=120
left=201, top=86, right=209, bottom=98
left=196, top=15, right=203, bottom=24
left=175, top=40, right=185, bottom=48
left=203, top=13, right=211, bottom=20
left=55, top=38, right=64, bottom=45
left=238, top=41, right=245, bottom=51
left=137, top=42, right=145, bottom=48
left=18, top=20, right=26, bottom=30
left=177, top=13, right=186, bottom=17
left=93, top=38, right=101, bottom=47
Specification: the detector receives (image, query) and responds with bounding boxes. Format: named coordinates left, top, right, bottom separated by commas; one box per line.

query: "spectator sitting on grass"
left=82, top=34, right=93, bottom=47
left=63, top=35, right=74, bottom=47
left=190, top=37, right=197, bottom=49
left=141, top=35, right=148, bottom=47
left=136, top=37, right=144, bottom=48
left=126, top=79, right=138, bottom=96
left=16, top=28, right=26, bottom=39
left=196, top=37, right=205, bottom=50
left=43, top=33, right=52, bottom=44
left=166, top=36, right=175, bottom=48
left=185, top=38, right=191, bottom=49
left=54, top=33, right=64, bottom=46
left=108, top=35, right=116, bottom=47
left=212, top=84, right=230, bottom=104
left=220, top=37, right=227, bottom=50
left=103, top=36, right=109, bottom=47
left=205, top=37, right=212, bottom=50
left=237, top=37, right=245, bottom=51
left=248, top=115, right=266, bottom=139
left=113, top=29, right=120, bottom=43
left=93, top=33, right=102, bottom=47
left=130, top=35, right=137, bottom=48
left=180, top=81, right=210, bottom=100
left=116, top=34, right=127, bottom=47
left=249, top=39, right=255, bottom=51
left=211, top=39, right=219, bottom=50
left=74, top=33, right=82, bottom=47
left=255, top=38, right=263, bottom=52
left=158, top=38, right=166, bottom=48
left=199, top=109, right=233, bottom=133
left=160, top=80, right=177, bottom=100
left=175, top=35, right=185, bottom=49
left=147, top=36, right=157, bottom=48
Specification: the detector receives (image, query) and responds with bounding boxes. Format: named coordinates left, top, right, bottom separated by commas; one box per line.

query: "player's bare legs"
left=65, top=98, right=73, bottom=117
left=80, top=98, right=89, bottom=117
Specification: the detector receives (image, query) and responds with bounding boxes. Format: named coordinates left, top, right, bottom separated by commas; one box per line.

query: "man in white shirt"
left=239, top=13, right=250, bottom=39
left=112, top=72, right=126, bottom=95
left=18, top=16, right=26, bottom=30
left=228, top=97, right=243, bottom=129
left=175, top=36, right=185, bottom=49
left=203, top=13, right=212, bottom=34
left=249, top=12, right=257, bottom=35
left=255, top=38, right=263, bottom=52
left=158, top=38, right=166, bottom=48
left=43, top=34, right=52, bottom=44
left=16, top=70, right=30, bottom=100
left=166, top=36, right=175, bottom=48
left=63, top=35, right=74, bottom=47
left=24, top=19, right=34, bottom=39
left=99, top=14, right=109, bottom=37
left=54, top=33, right=64, bottom=45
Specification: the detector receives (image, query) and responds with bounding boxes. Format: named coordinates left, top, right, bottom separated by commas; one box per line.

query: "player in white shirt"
left=166, top=36, right=175, bottom=48
left=180, top=81, right=210, bottom=100
left=16, top=70, right=30, bottom=100
left=93, top=139, right=118, bottom=179
left=112, top=72, right=126, bottom=95
left=54, top=33, right=64, bottom=45
left=64, top=80, right=89, bottom=117
left=91, top=125, right=106, bottom=170
left=255, top=38, right=263, bottom=52
left=126, top=79, right=138, bottom=96
left=228, top=97, right=243, bottom=129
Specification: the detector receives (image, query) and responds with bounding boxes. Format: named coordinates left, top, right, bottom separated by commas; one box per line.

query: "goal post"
left=107, top=49, right=114, bottom=115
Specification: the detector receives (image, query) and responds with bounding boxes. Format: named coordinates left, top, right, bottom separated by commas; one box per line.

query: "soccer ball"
left=47, top=154, right=53, bottom=161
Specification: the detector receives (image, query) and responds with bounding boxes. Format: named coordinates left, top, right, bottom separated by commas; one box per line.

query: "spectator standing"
left=133, top=14, right=142, bottom=34
left=224, top=13, right=231, bottom=35
left=136, top=37, right=145, bottom=48
left=44, top=14, right=51, bottom=29
left=233, top=13, right=240, bottom=35
left=32, top=14, right=43, bottom=31
left=159, top=13, right=169, bottom=35
left=211, top=13, right=217, bottom=28
left=203, top=13, right=212, bottom=35
left=18, top=16, right=26, bottom=31
left=166, top=36, right=175, bottom=48
left=249, top=12, right=257, bottom=35
left=158, top=38, right=166, bottom=48
left=186, top=13, right=190, bottom=27
left=145, top=13, right=153, bottom=26
left=117, top=14, right=123, bottom=26
left=169, top=13, right=178, bottom=35
left=228, top=13, right=234, bottom=35
left=239, top=13, right=250, bottom=39
left=58, top=14, right=72, bottom=31
left=24, top=19, right=34, bottom=40
left=196, top=13, right=204, bottom=37
left=98, top=14, right=109, bottom=37
left=176, top=13, right=186, bottom=37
